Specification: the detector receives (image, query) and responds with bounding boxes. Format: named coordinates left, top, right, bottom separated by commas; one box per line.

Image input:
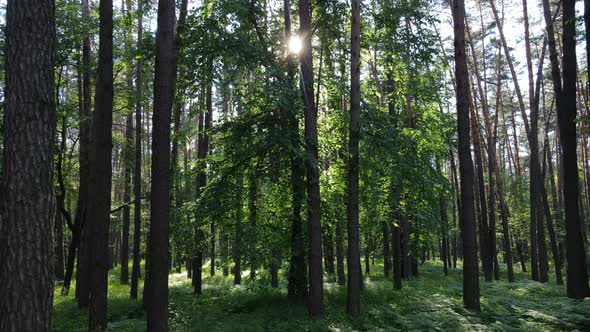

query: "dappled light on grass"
left=53, top=262, right=590, bottom=331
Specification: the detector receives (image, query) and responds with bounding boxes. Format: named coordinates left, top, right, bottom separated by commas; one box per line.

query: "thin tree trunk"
left=383, top=220, right=391, bottom=278
left=248, top=167, right=258, bottom=280
left=346, top=0, right=361, bottom=318
left=453, top=0, right=480, bottom=311
left=285, top=0, right=308, bottom=304
left=233, top=173, right=243, bottom=285
left=299, top=0, right=323, bottom=317
left=130, top=0, right=144, bottom=300
left=76, top=0, right=92, bottom=308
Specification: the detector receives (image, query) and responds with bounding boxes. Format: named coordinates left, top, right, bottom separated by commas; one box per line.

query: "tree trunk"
left=55, top=115, right=68, bottom=282
left=121, top=111, right=133, bottom=284
left=233, top=173, right=243, bottom=285
left=299, top=0, right=323, bottom=317
left=336, top=217, right=346, bottom=286
left=559, top=0, right=590, bottom=299
left=285, top=0, right=308, bottom=304
left=248, top=167, right=258, bottom=280
left=86, top=0, right=114, bottom=329
left=0, top=0, right=55, bottom=329
left=346, top=0, right=361, bottom=318
left=130, top=0, right=144, bottom=301
left=382, top=220, right=391, bottom=278
left=75, top=0, right=92, bottom=309
left=453, top=0, right=480, bottom=311
left=440, top=185, right=449, bottom=276
left=145, top=0, right=175, bottom=328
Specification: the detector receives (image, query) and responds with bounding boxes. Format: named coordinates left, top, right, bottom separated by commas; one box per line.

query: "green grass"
left=53, top=261, right=590, bottom=331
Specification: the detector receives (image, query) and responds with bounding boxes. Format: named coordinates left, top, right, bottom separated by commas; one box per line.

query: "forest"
left=1, top=0, right=590, bottom=330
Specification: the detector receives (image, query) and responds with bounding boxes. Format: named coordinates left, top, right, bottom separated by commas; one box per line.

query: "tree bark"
left=75, top=0, right=92, bottom=308
left=233, top=173, right=243, bottom=285
left=87, top=0, right=114, bottom=328
left=346, top=0, right=361, bottom=318
left=453, top=0, right=480, bottom=311
left=145, top=0, right=175, bottom=328
left=383, top=220, right=391, bottom=278
left=0, top=0, right=55, bottom=329
left=284, top=0, right=308, bottom=304
left=559, top=0, right=590, bottom=299
left=130, top=0, right=144, bottom=300
left=299, top=0, right=323, bottom=317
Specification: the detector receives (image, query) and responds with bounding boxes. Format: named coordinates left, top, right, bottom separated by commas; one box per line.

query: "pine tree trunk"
left=87, top=0, right=114, bottom=328
left=145, top=0, right=175, bottom=328
left=233, top=173, right=243, bottom=285
left=121, top=110, right=133, bottom=284
left=75, top=0, right=93, bottom=309
left=453, top=0, right=480, bottom=311
left=382, top=220, right=391, bottom=278
left=559, top=0, right=590, bottom=299
left=130, top=0, right=144, bottom=301
left=298, top=0, right=323, bottom=317
left=0, top=0, right=55, bottom=328
left=248, top=167, right=258, bottom=280
left=346, top=0, right=361, bottom=318
left=285, top=0, right=308, bottom=303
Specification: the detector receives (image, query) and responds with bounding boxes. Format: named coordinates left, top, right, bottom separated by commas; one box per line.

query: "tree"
left=452, top=0, right=480, bottom=311
left=284, top=0, right=308, bottom=304
left=299, top=0, right=323, bottom=317
left=87, top=0, right=114, bottom=328
left=130, top=0, right=144, bottom=300
left=346, top=0, right=361, bottom=319
left=145, top=0, right=175, bottom=329
left=74, top=0, right=93, bottom=307
left=559, top=0, right=590, bottom=299
left=120, top=0, right=134, bottom=286
left=0, top=0, right=55, bottom=329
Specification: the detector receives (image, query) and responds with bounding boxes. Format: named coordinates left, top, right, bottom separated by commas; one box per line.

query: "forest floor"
left=53, top=261, right=590, bottom=331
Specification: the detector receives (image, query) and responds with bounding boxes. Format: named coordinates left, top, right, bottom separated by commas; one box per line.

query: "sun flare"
left=288, top=35, right=302, bottom=55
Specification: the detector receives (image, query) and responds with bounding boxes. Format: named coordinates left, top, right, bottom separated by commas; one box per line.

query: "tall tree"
left=120, top=0, right=134, bottom=286
left=453, top=0, right=480, bottom=311
left=347, top=0, right=361, bottom=318
left=299, top=0, right=323, bottom=317
left=146, top=0, right=175, bottom=328
left=0, top=0, right=55, bottom=329
left=75, top=0, right=93, bottom=306
left=560, top=0, right=590, bottom=299
left=285, top=0, right=308, bottom=304
left=87, top=0, right=114, bottom=328
left=130, top=0, right=144, bottom=300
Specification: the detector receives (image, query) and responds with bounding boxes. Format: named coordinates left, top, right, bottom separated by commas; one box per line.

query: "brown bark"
left=299, top=0, right=323, bottom=317
left=87, top=0, right=114, bottom=328
left=145, top=0, right=175, bottom=328
left=233, top=173, right=244, bottom=285
left=0, top=0, right=56, bottom=328
left=559, top=0, right=590, bottom=299
left=285, top=0, right=308, bottom=304
left=130, top=0, right=144, bottom=300
left=346, top=0, right=361, bottom=318
left=75, top=0, right=92, bottom=308
left=453, top=0, right=480, bottom=311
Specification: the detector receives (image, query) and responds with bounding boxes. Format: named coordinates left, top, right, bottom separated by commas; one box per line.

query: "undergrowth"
left=53, top=261, right=590, bottom=331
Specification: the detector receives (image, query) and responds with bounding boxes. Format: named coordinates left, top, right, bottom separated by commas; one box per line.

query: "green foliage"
left=53, top=263, right=590, bottom=331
